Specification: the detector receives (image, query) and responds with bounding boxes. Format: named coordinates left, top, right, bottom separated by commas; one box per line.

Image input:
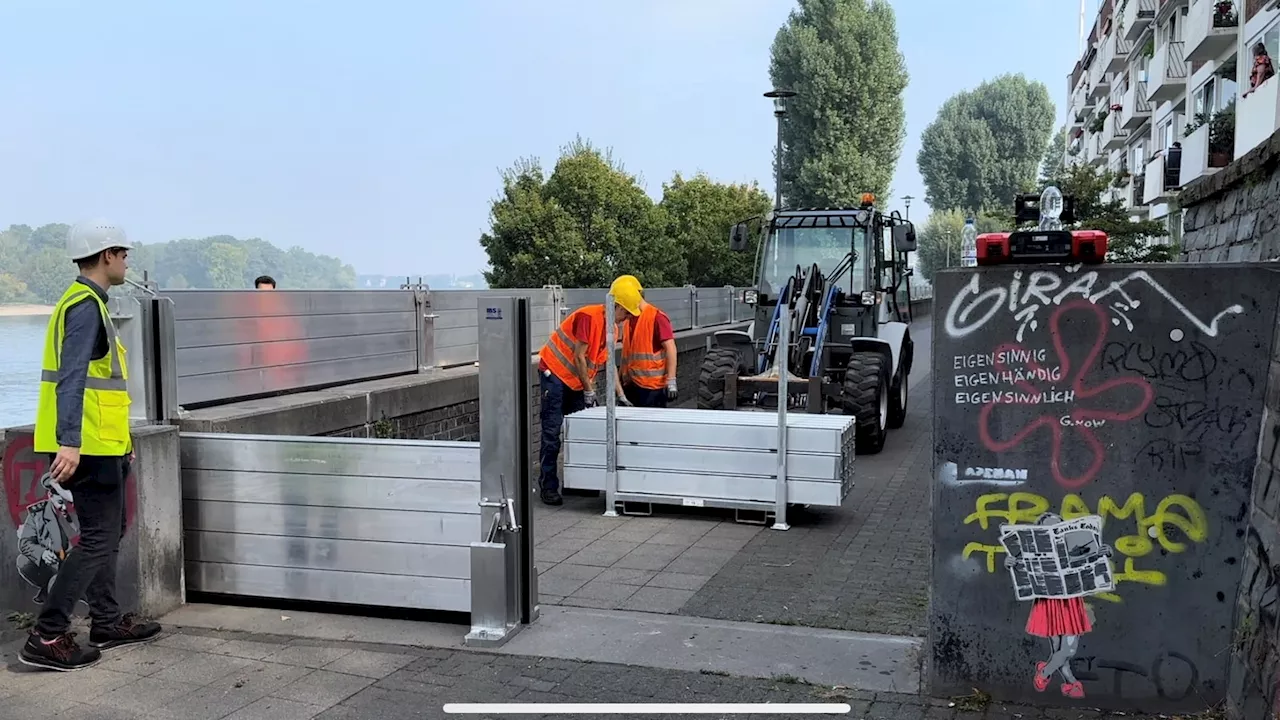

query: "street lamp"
left=901, top=195, right=914, bottom=221
left=764, top=89, right=797, bottom=210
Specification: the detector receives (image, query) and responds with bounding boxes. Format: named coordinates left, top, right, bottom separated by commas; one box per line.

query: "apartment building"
left=1064, top=0, right=1279, bottom=237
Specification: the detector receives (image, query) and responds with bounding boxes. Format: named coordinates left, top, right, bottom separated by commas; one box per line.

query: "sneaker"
left=88, top=613, right=162, bottom=650
left=18, top=632, right=101, bottom=671
left=540, top=488, right=563, bottom=506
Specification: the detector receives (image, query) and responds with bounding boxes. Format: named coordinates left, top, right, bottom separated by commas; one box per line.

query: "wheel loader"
left=697, top=193, right=918, bottom=455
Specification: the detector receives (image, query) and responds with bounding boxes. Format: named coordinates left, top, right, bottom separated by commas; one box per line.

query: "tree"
left=1040, top=126, right=1067, bottom=183
left=480, top=138, right=685, bottom=289
left=1041, top=163, right=1176, bottom=263
left=659, top=173, right=772, bottom=287
left=915, top=209, right=1007, bottom=283
left=769, top=0, right=909, bottom=207
left=918, top=74, right=1056, bottom=214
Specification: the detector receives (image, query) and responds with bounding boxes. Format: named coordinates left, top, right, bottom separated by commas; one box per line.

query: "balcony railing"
left=1186, top=0, right=1240, bottom=63
left=1237, top=75, right=1279, bottom=158
left=1104, top=110, right=1131, bottom=149
left=1143, top=154, right=1178, bottom=204
left=1148, top=41, right=1189, bottom=104
left=1122, top=80, right=1153, bottom=128
left=1131, top=174, right=1147, bottom=208
left=1180, top=122, right=1213, bottom=185
left=1107, top=32, right=1133, bottom=73
left=1122, top=0, right=1158, bottom=41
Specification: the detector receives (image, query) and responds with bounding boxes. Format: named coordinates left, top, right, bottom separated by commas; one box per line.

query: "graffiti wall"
left=929, top=264, right=1280, bottom=712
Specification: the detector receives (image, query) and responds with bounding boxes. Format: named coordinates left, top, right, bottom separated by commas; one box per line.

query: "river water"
left=0, top=315, right=48, bottom=428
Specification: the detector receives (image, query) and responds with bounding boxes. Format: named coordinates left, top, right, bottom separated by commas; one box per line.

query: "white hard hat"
left=66, top=219, right=132, bottom=261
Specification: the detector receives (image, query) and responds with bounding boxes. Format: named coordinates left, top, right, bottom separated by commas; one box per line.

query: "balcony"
left=1122, top=0, right=1158, bottom=41
left=1103, top=110, right=1131, bottom=149
left=1143, top=154, right=1179, bottom=203
left=1180, top=122, right=1213, bottom=185
left=1089, top=132, right=1108, bottom=166
left=1121, top=80, right=1153, bottom=128
left=1106, top=32, right=1133, bottom=73
left=1130, top=174, right=1148, bottom=210
left=1186, top=0, right=1239, bottom=64
left=1148, top=41, right=1189, bottom=104
left=1237, top=75, right=1279, bottom=158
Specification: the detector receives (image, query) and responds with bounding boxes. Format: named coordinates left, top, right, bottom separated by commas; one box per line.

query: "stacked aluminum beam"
left=563, top=407, right=855, bottom=508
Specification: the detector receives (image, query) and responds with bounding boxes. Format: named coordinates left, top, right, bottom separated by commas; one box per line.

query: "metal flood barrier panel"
left=428, top=288, right=557, bottom=368
left=180, top=432, right=481, bottom=612
left=163, top=289, right=420, bottom=407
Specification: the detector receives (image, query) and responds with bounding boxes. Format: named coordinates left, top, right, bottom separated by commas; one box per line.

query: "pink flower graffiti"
left=978, top=300, right=1154, bottom=489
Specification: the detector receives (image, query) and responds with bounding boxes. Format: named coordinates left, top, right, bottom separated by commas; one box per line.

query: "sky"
left=0, top=0, right=1085, bottom=278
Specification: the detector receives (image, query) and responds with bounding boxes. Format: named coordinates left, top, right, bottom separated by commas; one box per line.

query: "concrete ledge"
left=1181, top=125, right=1280, bottom=207
left=0, top=423, right=184, bottom=625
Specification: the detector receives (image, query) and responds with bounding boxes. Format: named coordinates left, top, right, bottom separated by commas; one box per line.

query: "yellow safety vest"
left=33, top=281, right=132, bottom=456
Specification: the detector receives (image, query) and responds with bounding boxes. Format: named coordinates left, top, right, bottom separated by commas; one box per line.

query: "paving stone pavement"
left=0, top=627, right=1175, bottom=720
left=532, top=380, right=933, bottom=637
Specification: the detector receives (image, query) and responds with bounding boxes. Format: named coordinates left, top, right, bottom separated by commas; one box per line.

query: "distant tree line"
left=0, top=223, right=356, bottom=304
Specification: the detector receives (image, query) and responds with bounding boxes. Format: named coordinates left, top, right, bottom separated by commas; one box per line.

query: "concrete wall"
left=929, top=264, right=1280, bottom=713
left=0, top=424, right=184, bottom=631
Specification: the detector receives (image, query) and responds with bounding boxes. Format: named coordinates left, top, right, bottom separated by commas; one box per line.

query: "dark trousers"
left=35, top=454, right=128, bottom=638
left=539, top=371, right=585, bottom=494
left=623, top=383, right=668, bottom=408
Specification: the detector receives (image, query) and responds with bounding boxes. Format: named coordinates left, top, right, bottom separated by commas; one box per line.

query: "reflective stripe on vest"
left=621, top=304, right=668, bottom=389
left=539, top=306, right=607, bottom=391
left=33, top=282, right=132, bottom=455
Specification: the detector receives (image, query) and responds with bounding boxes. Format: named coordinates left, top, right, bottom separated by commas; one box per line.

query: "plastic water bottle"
left=961, top=218, right=978, bottom=268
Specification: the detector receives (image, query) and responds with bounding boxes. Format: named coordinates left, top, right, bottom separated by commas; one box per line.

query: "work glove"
left=583, top=390, right=598, bottom=408
left=666, top=378, right=678, bottom=402
left=41, top=550, right=58, bottom=567
left=617, top=391, right=633, bottom=407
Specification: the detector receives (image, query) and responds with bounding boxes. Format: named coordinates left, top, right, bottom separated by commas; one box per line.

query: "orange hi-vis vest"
left=540, top=305, right=608, bottom=391
left=622, top=304, right=669, bottom=390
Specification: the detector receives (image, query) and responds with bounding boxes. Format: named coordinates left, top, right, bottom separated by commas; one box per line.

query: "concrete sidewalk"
left=0, top=624, right=1174, bottom=720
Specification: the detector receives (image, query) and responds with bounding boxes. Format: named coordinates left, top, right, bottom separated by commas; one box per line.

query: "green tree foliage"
left=0, top=223, right=356, bottom=304
left=480, top=138, right=685, bottom=289
left=769, top=0, right=909, bottom=207
left=915, top=209, right=1007, bottom=283
left=1040, top=126, right=1067, bottom=182
left=659, top=173, right=772, bottom=287
left=918, top=74, right=1056, bottom=213
left=1041, top=163, right=1176, bottom=263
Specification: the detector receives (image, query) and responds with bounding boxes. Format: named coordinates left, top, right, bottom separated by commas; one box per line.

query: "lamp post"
left=764, top=89, right=797, bottom=210
left=902, top=195, right=914, bottom=221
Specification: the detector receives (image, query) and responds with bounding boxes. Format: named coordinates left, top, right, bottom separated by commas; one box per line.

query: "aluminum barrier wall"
left=181, top=433, right=481, bottom=612
left=429, top=288, right=558, bottom=367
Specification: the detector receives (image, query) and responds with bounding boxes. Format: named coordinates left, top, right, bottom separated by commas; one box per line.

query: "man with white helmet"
left=22, top=220, right=161, bottom=672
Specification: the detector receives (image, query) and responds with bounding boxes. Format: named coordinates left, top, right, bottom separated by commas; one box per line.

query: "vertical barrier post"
left=415, top=287, right=437, bottom=371
left=687, top=284, right=699, bottom=329
left=152, top=296, right=180, bottom=421
left=725, top=285, right=736, bottom=323
left=604, top=291, right=619, bottom=517
left=542, top=285, right=563, bottom=347
left=467, top=296, right=537, bottom=647
left=773, top=304, right=790, bottom=531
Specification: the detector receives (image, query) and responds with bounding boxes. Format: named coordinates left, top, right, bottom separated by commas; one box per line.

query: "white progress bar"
left=443, top=703, right=851, bottom=714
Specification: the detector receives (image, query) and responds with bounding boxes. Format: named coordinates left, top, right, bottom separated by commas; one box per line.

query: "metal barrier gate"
left=176, top=296, right=538, bottom=645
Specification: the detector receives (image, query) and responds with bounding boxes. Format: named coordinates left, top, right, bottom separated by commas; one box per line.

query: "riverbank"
left=0, top=304, right=53, bottom=317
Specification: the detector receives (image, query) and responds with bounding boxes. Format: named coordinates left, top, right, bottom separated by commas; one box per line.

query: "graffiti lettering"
left=963, top=467, right=1028, bottom=482
left=1069, top=652, right=1200, bottom=700
left=1061, top=416, right=1105, bottom=428
left=944, top=269, right=1245, bottom=342
left=1130, top=439, right=1203, bottom=472
left=957, top=389, right=1075, bottom=405
left=954, top=349, right=1050, bottom=368
left=1100, top=340, right=1218, bottom=387
left=1144, top=396, right=1249, bottom=446
left=963, top=491, right=1209, bottom=602
left=978, top=301, right=1154, bottom=489
left=954, top=367, right=1065, bottom=387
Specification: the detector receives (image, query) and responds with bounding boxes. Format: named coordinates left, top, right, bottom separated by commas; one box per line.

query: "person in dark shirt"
left=254, top=275, right=276, bottom=289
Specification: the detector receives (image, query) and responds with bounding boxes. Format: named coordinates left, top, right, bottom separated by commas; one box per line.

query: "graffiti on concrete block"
left=963, top=491, right=1209, bottom=603
left=1000, top=515, right=1114, bottom=601
left=15, top=474, right=79, bottom=604
left=975, top=301, right=1154, bottom=489
left=1002, top=513, right=1114, bottom=699
left=943, top=268, right=1245, bottom=342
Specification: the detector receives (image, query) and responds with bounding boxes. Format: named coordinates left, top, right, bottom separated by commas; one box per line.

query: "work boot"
left=540, top=487, right=563, bottom=506
left=89, top=613, right=162, bottom=650
left=19, top=632, right=101, bottom=671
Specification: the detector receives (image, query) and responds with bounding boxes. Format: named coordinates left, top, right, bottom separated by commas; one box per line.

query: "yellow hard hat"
left=610, top=275, right=643, bottom=316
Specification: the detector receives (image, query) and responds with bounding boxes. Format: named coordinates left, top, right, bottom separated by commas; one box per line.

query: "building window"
left=1195, top=78, right=1216, bottom=116
left=1251, top=21, right=1280, bottom=72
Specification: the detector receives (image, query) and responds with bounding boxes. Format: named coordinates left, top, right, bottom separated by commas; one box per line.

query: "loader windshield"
left=760, top=226, right=869, bottom=296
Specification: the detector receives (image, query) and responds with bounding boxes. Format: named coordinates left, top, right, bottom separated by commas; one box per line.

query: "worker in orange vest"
left=612, top=275, right=678, bottom=408
left=537, top=284, right=642, bottom=505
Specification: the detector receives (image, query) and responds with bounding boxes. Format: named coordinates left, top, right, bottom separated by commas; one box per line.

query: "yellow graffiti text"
left=962, top=492, right=1209, bottom=601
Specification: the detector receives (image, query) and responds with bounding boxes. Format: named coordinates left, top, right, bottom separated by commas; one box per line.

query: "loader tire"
left=842, top=352, right=889, bottom=455
left=887, top=336, right=912, bottom=430
left=698, top=347, right=741, bottom=410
